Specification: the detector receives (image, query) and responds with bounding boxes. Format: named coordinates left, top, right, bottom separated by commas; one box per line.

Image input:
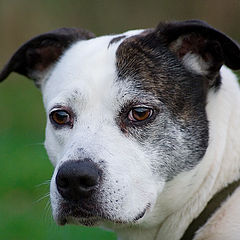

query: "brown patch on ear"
left=169, top=33, right=224, bottom=80
left=157, top=20, right=240, bottom=72
left=170, top=34, right=207, bottom=59
left=0, top=27, right=95, bottom=86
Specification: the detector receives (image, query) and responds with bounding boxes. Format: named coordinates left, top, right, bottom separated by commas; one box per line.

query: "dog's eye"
left=128, top=107, right=153, bottom=122
left=50, top=110, right=72, bottom=127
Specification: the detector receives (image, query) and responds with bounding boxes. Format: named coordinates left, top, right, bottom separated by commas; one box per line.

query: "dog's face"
left=1, top=20, right=240, bottom=229
left=44, top=31, right=164, bottom=226
left=43, top=30, right=210, bottom=227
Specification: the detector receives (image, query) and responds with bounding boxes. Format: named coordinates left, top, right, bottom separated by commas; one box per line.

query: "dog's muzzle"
left=56, top=159, right=102, bottom=201
left=53, top=158, right=150, bottom=226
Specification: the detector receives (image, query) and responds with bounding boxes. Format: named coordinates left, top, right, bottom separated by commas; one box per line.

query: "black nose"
left=56, top=160, right=102, bottom=201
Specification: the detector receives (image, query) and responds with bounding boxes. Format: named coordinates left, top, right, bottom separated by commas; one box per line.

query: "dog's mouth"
left=56, top=201, right=151, bottom=226
left=58, top=215, right=101, bottom=227
left=133, top=204, right=150, bottom=222
left=56, top=201, right=101, bottom=226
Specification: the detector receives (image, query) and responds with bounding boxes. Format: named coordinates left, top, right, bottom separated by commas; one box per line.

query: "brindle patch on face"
left=116, top=31, right=209, bottom=121
left=115, top=30, right=209, bottom=180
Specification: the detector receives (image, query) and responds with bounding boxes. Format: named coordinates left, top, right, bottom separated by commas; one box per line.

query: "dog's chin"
left=54, top=203, right=102, bottom=227
left=54, top=203, right=150, bottom=227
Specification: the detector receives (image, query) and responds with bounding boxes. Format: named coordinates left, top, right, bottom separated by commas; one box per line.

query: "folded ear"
left=157, top=20, right=240, bottom=82
left=0, top=28, right=95, bottom=87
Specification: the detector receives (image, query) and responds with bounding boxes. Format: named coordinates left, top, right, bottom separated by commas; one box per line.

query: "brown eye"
left=50, top=110, right=72, bottom=126
left=128, top=107, right=153, bottom=122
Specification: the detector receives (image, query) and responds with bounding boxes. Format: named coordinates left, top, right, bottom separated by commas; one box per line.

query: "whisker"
left=43, top=200, right=52, bottom=220
left=35, top=192, right=50, bottom=204
left=35, top=180, right=51, bottom=188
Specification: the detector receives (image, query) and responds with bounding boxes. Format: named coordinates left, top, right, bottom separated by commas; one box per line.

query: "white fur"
left=41, top=30, right=240, bottom=239
left=182, top=52, right=210, bottom=75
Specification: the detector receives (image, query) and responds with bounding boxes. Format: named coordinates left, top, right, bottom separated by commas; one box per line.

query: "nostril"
left=78, top=175, right=98, bottom=189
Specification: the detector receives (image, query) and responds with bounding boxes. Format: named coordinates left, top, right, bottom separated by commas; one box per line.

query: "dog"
left=1, top=20, right=240, bottom=240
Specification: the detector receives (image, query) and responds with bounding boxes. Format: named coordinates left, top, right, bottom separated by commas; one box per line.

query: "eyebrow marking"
left=108, top=35, right=126, bottom=48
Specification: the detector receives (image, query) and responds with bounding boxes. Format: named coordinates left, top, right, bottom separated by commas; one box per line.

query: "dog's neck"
left=115, top=67, right=240, bottom=240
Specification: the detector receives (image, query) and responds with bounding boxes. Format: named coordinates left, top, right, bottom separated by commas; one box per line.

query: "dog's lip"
left=113, top=203, right=151, bottom=224
left=57, top=215, right=101, bottom=226
left=133, top=208, right=147, bottom=222
left=133, top=203, right=151, bottom=222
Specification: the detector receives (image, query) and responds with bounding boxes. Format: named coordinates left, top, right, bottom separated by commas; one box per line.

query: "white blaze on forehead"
left=42, top=36, right=117, bottom=109
left=41, top=29, right=144, bottom=110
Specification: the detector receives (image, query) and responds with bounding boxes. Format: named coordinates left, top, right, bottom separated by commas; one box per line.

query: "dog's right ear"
left=0, top=28, right=95, bottom=87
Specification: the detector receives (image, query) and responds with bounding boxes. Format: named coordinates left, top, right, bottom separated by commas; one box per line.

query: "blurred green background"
left=0, top=0, right=240, bottom=239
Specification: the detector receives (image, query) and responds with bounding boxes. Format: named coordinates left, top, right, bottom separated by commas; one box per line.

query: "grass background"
left=0, top=0, right=240, bottom=239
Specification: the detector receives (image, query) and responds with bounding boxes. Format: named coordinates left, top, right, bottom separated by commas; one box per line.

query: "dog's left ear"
left=157, top=20, right=240, bottom=80
left=0, top=27, right=95, bottom=87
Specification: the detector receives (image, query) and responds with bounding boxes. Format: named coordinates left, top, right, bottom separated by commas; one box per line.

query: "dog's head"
left=1, top=20, right=240, bottom=228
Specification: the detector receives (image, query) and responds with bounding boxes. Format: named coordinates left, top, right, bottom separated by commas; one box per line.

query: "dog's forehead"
left=42, top=29, right=144, bottom=107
